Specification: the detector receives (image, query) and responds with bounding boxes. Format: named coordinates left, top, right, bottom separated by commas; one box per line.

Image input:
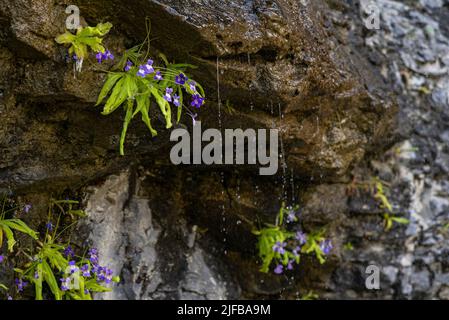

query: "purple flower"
left=274, top=264, right=283, bottom=274
left=292, top=246, right=301, bottom=257
left=188, top=81, right=197, bottom=92
left=96, top=50, right=114, bottom=64
left=7, top=295, right=12, bottom=300
left=34, top=271, right=39, bottom=279
left=24, top=204, right=32, bottom=213
left=295, top=231, right=307, bottom=246
left=143, top=59, right=154, bottom=74
left=287, top=260, right=294, bottom=270
left=96, top=267, right=114, bottom=284
left=191, top=94, right=204, bottom=108
left=96, top=52, right=104, bottom=63
left=0, top=255, right=4, bottom=263
left=15, top=278, right=27, bottom=292
left=104, top=50, right=114, bottom=61
left=154, top=71, right=163, bottom=81
left=63, top=245, right=75, bottom=258
left=91, top=264, right=101, bottom=275
left=319, top=239, right=333, bottom=255
left=137, top=66, right=147, bottom=78
left=124, top=60, right=133, bottom=72
left=173, top=94, right=180, bottom=107
left=175, top=73, right=188, bottom=85
left=286, top=208, right=297, bottom=223
left=88, top=248, right=99, bottom=264
left=60, top=278, right=70, bottom=291
left=46, top=222, right=53, bottom=231
left=84, top=289, right=89, bottom=295
left=81, top=264, right=91, bottom=277
left=164, top=88, right=173, bottom=102
left=272, top=241, right=287, bottom=255
left=68, top=260, right=78, bottom=274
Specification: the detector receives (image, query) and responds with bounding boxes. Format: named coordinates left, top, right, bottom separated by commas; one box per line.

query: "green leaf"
left=77, top=22, right=113, bottom=38
left=34, top=263, right=43, bottom=300
left=391, top=217, right=410, bottom=225
left=2, top=219, right=38, bottom=239
left=68, top=210, right=87, bottom=217
left=150, top=87, right=172, bottom=129
left=85, top=280, right=112, bottom=293
left=120, top=100, right=135, bottom=156
left=96, top=73, right=123, bottom=106
left=80, top=37, right=105, bottom=53
left=0, top=225, right=16, bottom=252
left=135, top=93, right=158, bottom=137
left=55, top=32, right=76, bottom=44
left=177, top=87, right=183, bottom=123
left=124, top=74, right=138, bottom=99
left=42, top=260, right=62, bottom=300
left=159, top=53, right=169, bottom=66
left=102, top=77, right=128, bottom=115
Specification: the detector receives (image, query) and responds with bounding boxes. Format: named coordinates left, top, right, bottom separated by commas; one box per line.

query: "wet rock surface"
left=0, top=0, right=448, bottom=300
left=0, top=0, right=394, bottom=192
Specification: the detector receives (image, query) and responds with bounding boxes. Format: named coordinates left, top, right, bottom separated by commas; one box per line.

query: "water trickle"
left=290, top=168, right=296, bottom=203
left=217, top=57, right=222, bottom=130
left=278, top=103, right=289, bottom=202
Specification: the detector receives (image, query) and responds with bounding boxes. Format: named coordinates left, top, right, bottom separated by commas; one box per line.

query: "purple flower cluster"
left=88, top=248, right=98, bottom=264
left=0, top=255, right=4, bottom=263
left=96, top=50, right=114, bottom=64
left=15, top=278, right=27, bottom=292
left=137, top=59, right=155, bottom=77
left=63, top=245, right=75, bottom=258
left=95, top=265, right=114, bottom=284
left=163, top=88, right=180, bottom=107
left=88, top=249, right=114, bottom=284
left=58, top=247, right=117, bottom=292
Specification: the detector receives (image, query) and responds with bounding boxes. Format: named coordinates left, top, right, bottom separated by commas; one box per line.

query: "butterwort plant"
left=55, top=22, right=113, bottom=72
left=0, top=195, right=38, bottom=252
left=253, top=203, right=333, bottom=274
left=95, top=19, right=206, bottom=155
left=14, top=199, right=119, bottom=300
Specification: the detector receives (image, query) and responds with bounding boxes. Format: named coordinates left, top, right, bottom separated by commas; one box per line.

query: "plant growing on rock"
left=0, top=196, right=38, bottom=252
left=96, top=20, right=206, bottom=155
left=347, top=177, right=409, bottom=231
left=253, top=203, right=332, bottom=274
left=12, top=199, right=119, bottom=300
left=55, top=22, right=113, bottom=72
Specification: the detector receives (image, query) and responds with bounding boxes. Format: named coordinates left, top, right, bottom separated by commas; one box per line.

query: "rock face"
left=4, top=0, right=447, bottom=300
left=0, top=0, right=394, bottom=192
left=78, top=171, right=238, bottom=299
